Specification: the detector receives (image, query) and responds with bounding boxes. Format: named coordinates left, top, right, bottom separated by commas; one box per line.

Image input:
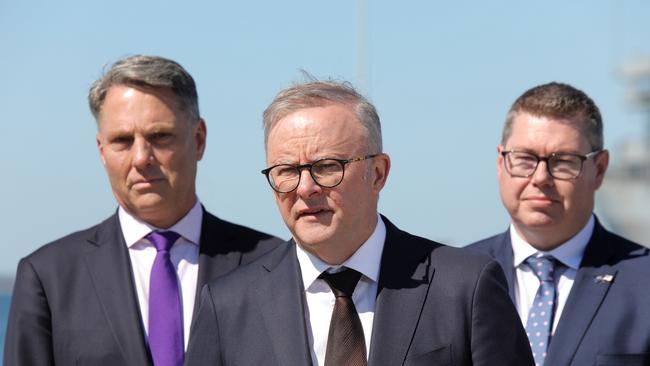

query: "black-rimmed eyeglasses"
left=261, top=154, right=378, bottom=193
left=501, top=150, right=602, bottom=180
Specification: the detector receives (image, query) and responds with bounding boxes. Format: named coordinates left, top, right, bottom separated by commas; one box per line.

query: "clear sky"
left=1, top=1, right=649, bottom=276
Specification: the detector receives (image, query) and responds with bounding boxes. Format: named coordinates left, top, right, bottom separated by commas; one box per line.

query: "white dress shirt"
left=510, top=215, right=594, bottom=333
left=118, top=201, right=202, bottom=350
left=296, top=214, right=386, bottom=366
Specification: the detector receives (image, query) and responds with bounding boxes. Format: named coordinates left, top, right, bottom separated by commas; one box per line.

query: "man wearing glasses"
left=470, top=82, right=650, bottom=366
left=186, top=80, right=534, bottom=365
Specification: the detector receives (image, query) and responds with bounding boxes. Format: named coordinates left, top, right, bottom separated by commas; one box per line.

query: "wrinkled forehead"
left=265, top=104, right=368, bottom=158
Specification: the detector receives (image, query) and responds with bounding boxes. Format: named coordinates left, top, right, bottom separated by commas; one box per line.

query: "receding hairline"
left=267, top=97, right=359, bottom=127
left=95, top=83, right=197, bottom=125
left=89, top=55, right=200, bottom=124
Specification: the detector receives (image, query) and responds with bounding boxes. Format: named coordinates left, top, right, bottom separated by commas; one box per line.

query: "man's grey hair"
left=262, top=79, right=382, bottom=154
left=89, top=55, right=200, bottom=123
left=502, top=82, right=603, bottom=150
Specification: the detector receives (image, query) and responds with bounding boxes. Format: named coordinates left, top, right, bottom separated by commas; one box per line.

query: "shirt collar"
left=511, top=214, right=594, bottom=270
left=118, top=200, right=203, bottom=248
left=296, top=214, right=386, bottom=290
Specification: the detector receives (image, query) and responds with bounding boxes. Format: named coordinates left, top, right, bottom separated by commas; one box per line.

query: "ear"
left=496, top=144, right=505, bottom=178
left=371, top=153, right=391, bottom=194
left=96, top=133, right=107, bottom=165
left=194, top=119, right=207, bottom=160
left=593, top=149, right=609, bottom=189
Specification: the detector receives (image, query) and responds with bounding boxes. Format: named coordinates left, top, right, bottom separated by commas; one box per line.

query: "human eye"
left=551, top=154, right=581, bottom=172
left=149, top=131, right=174, bottom=145
left=272, top=165, right=298, bottom=178
left=109, top=135, right=133, bottom=150
left=509, top=152, right=536, bottom=168
left=312, top=159, right=342, bottom=176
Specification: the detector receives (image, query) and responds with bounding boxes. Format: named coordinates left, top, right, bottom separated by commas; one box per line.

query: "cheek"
left=275, top=194, right=296, bottom=220
left=104, top=156, right=129, bottom=181
left=556, top=182, right=581, bottom=207
left=326, top=191, right=346, bottom=212
left=499, top=179, right=525, bottom=205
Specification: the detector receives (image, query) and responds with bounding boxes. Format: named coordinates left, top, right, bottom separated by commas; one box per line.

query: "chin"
left=294, top=226, right=334, bottom=248
left=520, top=214, right=561, bottom=230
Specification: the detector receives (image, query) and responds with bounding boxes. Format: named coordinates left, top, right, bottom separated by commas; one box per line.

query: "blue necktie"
left=524, top=254, right=558, bottom=366
left=147, top=231, right=184, bottom=366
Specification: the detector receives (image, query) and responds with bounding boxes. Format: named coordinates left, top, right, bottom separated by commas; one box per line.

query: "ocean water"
left=1, top=294, right=10, bottom=361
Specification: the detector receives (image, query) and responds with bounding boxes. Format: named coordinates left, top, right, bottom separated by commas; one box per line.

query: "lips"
left=130, top=177, right=164, bottom=189
left=296, top=207, right=331, bottom=219
left=524, top=195, right=558, bottom=205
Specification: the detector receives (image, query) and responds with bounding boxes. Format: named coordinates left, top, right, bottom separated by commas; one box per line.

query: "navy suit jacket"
left=4, top=208, right=283, bottom=366
left=185, top=216, right=534, bottom=366
left=469, top=217, right=650, bottom=366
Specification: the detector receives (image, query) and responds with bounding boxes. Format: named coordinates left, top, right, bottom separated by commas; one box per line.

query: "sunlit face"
left=265, top=104, right=390, bottom=264
left=96, top=85, right=206, bottom=228
left=497, top=112, right=608, bottom=250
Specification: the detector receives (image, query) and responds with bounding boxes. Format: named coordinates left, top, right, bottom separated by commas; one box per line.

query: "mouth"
left=296, top=207, right=332, bottom=219
left=524, top=195, right=557, bottom=205
left=130, top=178, right=164, bottom=189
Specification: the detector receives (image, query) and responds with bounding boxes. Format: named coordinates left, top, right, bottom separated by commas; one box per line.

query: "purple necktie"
left=147, top=231, right=184, bottom=366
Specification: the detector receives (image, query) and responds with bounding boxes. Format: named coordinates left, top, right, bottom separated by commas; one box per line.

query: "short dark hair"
left=502, top=82, right=603, bottom=150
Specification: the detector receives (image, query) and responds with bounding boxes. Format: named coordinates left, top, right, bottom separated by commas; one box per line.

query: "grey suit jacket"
left=469, top=217, right=650, bottom=366
left=185, top=216, right=534, bottom=366
left=4, top=208, right=283, bottom=365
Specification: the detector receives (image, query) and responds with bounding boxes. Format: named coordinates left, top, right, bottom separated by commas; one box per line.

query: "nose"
left=132, top=138, right=154, bottom=168
left=531, top=160, right=554, bottom=186
left=295, top=169, right=322, bottom=198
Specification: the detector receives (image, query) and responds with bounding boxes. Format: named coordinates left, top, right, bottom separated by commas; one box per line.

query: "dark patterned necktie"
left=147, top=231, right=184, bottom=366
left=524, top=254, right=558, bottom=366
left=319, top=268, right=367, bottom=366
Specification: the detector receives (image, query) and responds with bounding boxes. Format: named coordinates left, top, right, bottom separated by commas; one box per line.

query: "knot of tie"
left=147, top=229, right=184, bottom=366
left=319, top=268, right=362, bottom=298
left=319, top=267, right=367, bottom=366
left=525, top=254, right=557, bottom=283
left=147, top=231, right=181, bottom=252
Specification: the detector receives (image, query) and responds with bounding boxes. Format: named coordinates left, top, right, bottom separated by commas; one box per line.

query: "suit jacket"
left=185, top=216, right=534, bottom=366
left=469, top=217, right=650, bottom=366
left=4, top=208, right=283, bottom=366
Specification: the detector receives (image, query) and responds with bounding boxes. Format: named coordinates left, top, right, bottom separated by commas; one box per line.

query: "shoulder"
left=204, top=242, right=292, bottom=295
left=467, top=231, right=509, bottom=253
left=201, top=210, right=284, bottom=253
left=589, top=224, right=650, bottom=270
left=383, top=217, right=501, bottom=279
left=22, top=215, right=116, bottom=264
left=203, top=211, right=282, bottom=242
left=13, top=215, right=118, bottom=283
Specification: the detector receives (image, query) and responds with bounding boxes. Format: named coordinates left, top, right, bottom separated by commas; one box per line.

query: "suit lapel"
left=368, top=217, right=434, bottom=366
left=256, top=243, right=312, bottom=365
left=492, top=231, right=517, bottom=302
left=192, top=211, right=244, bottom=318
left=83, top=214, right=151, bottom=366
left=544, top=222, right=617, bottom=365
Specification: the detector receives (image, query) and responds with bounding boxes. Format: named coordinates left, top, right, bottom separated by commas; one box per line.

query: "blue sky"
left=1, top=1, right=649, bottom=276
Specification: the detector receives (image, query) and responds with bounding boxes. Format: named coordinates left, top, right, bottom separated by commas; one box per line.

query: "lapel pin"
left=594, top=274, right=614, bottom=284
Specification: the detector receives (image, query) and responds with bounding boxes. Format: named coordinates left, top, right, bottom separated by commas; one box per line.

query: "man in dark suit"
left=470, top=82, right=650, bottom=366
left=4, top=55, right=281, bottom=366
left=186, top=80, right=533, bottom=365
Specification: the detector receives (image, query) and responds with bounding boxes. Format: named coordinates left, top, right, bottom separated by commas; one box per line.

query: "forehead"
left=507, top=112, right=590, bottom=151
left=266, top=104, right=367, bottom=156
left=101, top=85, right=181, bottom=114
left=98, top=85, right=185, bottom=127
